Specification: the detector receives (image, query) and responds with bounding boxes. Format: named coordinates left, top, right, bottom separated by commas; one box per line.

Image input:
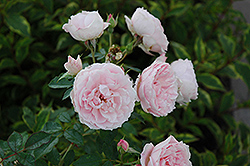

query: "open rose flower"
left=63, top=11, right=110, bottom=41
left=125, top=8, right=169, bottom=55
left=64, top=55, right=82, bottom=76
left=140, top=135, right=192, bottom=166
left=171, top=59, right=198, bottom=105
left=135, top=55, right=178, bottom=117
left=70, top=63, right=136, bottom=130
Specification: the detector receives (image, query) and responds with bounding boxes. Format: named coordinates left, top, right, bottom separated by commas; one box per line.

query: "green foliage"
left=1, top=0, right=250, bottom=165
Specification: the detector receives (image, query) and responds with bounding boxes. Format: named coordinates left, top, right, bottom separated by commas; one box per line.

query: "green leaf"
left=103, top=161, right=113, bottom=166
left=35, top=158, right=48, bottom=166
left=0, top=58, right=15, bottom=70
left=22, top=107, right=35, bottom=131
left=46, top=147, right=60, bottom=165
left=201, top=150, right=217, bottom=166
left=218, top=33, right=235, bottom=56
left=33, top=136, right=59, bottom=160
left=73, top=123, right=85, bottom=134
left=217, top=64, right=239, bottom=79
left=194, top=37, right=206, bottom=62
left=5, top=14, right=30, bottom=37
left=175, top=133, right=198, bottom=143
left=59, top=112, right=71, bottom=123
left=64, top=129, right=83, bottom=145
left=30, top=70, right=50, bottom=83
left=197, top=73, right=225, bottom=91
left=219, top=91, right=234, bottom=113
left=62, top=87, right=73, bottom=100
left=16, top=152, right=35, bottom=166
left=199, top=89, right=213, bottom=109
left=42, top=121, right=62, bottom=134
left=25, top=132, right=51, bottom=150
left=171, top=41, right=191, bottom=59
left=73, top=154, right=102, bottom=166
left=0, top=140, right=9, bottom=151
left=186, top=125, right=203, bottom=137
left=34, top=108, right=51, bottom=132
left=234, top=61, right=250, bottom=90
left=7, top=131, right=23, bottom=152
left=167, top=4, right=190, bottom=17
left=190, top=148, right=202, bottom=166
left=15, top=43, right=29, bottom=63
left=64, top=150, right=75, bottom=166
left=244, top=28, right=250, bottom=52
left=96, top=130, right=118, bottom=160
left=121, top=122, right=137, bottom=136
left=48, top=76, right=73, bottom=89
left=41, top=0, right=53, bottom=13
left=197, top=118, right=223, bottom=146
left=1, top=75, right=26, bottom=86
left=229, top=155, right=248, bottom=166
left=7, top=1, right=32, bottom=14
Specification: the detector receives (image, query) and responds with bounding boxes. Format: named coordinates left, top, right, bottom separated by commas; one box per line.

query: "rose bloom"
left=135, top=56, right=178, bottom=117
left=63, top=11, right=109, bottom=41
left=125, top=8, right=169, bottom=55
left=64, top=55, right=82, bottom=76
left=70, top=63, right=136, bottom=130
left=140, top=135, right=192, bottom=166
left=171, top=59, right=198, bottom=105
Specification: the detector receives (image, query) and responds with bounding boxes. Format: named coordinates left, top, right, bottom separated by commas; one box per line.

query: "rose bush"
left=125, top=8, right=169, bottom=55
left=135, top=55, right=178, bottom=117
left=70, top=63, right=136, bottom=130
left=140, top=135, right=192, bottom=166
left=62, top=11, right=110, bottom=41
left=64, top=55, right=82, bottom=76
left=171, top=59, right=198, bottom=105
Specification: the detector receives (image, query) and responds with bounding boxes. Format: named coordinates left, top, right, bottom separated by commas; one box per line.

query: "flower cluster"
left=60, top=7, right=197, bottom=165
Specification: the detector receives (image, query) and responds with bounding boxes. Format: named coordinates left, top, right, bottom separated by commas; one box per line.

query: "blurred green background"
left=1, top=0, right=250, bottom=165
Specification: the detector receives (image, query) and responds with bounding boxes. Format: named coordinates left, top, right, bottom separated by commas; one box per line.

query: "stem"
left=109, top=32, right=112, bottom=47
left=58, top=143, right=73, bottom=166
left=90, top=48, right=96, bottom=63
left=116, top=36, right=142, bottom=64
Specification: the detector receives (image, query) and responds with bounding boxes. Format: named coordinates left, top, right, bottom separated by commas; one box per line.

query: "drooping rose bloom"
left=64, top=55, right=82, bottom=76
left=63, top=11, right=110, bottom=41
left=135, top=56, right=178, bottom=117
left=171, top=59, right=198, bottom=105
left=140, top=135, right=192, bottom=166
left=70, top=63, right=136, bottom=130
left=125, top=8, right=169, bottom=55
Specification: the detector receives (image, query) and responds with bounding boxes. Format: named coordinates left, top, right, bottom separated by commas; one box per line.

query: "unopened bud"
left=117, top=139, right=129, bottom=152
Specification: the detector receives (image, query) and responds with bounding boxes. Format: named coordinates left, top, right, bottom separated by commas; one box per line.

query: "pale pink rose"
left=140, top=135, right=192, bottom=166
left=63, top=11, right=110, bottom=41
left=70, top=63, right=136, bottom=130
left=117, top=139, right=129, bottom=152
left=135, top=55, right=178, bottom=117
left=125, top=8, right=169, bottom=55
left=64, top=55, right=82, bottom=76
left=171, top=59, right=198, bottom=105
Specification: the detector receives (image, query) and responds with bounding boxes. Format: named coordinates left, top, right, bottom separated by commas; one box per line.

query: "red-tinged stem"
left=0, top=148, right=26, bottom=163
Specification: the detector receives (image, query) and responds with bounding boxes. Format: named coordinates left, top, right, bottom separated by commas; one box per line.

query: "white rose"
left=171, top=59, right=198, bottom=105
left=63, top=11, right=109, bottom=41
left=125, top=8, right=169, bottom=55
